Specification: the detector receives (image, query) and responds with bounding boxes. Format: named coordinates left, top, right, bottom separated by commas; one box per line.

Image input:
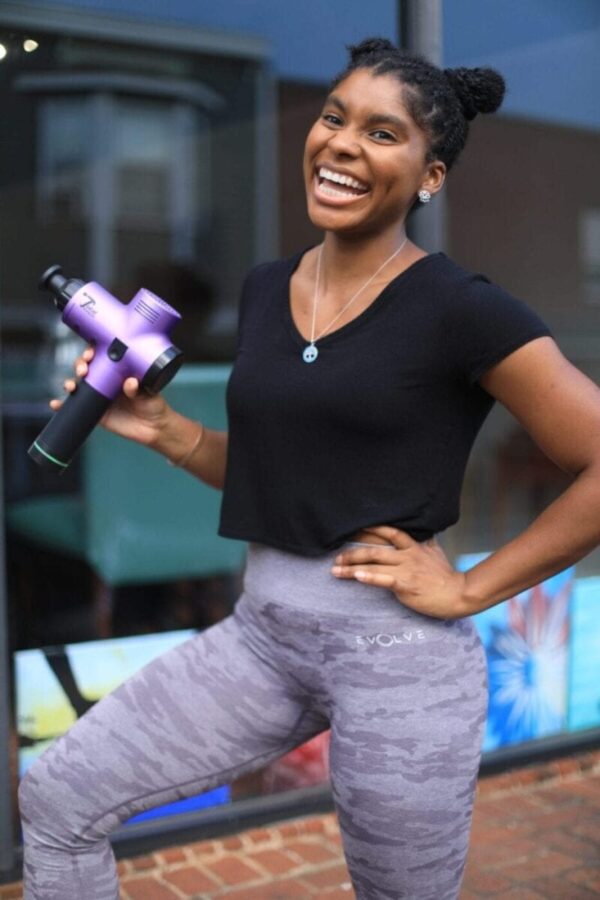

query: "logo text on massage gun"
left=80, top=293, right=99, bottom=316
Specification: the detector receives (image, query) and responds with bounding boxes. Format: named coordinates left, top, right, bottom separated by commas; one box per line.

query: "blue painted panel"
left=568, top=577, right=600, bottom=732
left=125, top=785, right=230, bottom=824
left=456, top=554, right=573, bottom=752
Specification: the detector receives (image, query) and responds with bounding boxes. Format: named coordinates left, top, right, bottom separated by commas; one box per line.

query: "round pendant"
left=302, top=343, right=318, bottom=363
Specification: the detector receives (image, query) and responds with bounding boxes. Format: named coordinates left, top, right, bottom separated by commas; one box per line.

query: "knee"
left=18, top=766, right=41, bottom=828
left=18, top=755, right=82, bottom=850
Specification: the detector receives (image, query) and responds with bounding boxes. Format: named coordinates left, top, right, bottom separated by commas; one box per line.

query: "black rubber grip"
left=28, top=381, right=112, bottom=472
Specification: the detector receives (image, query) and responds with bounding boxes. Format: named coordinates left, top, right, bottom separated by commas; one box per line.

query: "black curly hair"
left=329, top=37, right=506, bottom=184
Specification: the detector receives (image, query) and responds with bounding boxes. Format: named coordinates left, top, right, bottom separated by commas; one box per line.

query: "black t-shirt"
left=218, top=248, right=552, bottom=556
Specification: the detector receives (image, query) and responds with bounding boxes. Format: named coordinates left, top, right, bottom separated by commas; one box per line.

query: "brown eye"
left=371, top=130, right=395, bottom=141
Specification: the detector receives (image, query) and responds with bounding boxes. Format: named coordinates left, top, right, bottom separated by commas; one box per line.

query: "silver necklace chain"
left=302, top=236, right=409, bottom=363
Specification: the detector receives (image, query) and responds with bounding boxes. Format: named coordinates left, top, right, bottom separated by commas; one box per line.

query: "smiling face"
left=303, top=68, right=445, bottom=237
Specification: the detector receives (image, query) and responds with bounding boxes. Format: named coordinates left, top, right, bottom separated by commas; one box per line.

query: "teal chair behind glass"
left=6, top=364, right=246, bottom=635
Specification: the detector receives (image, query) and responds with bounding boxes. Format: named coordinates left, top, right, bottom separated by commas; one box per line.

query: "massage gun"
left=29, top=265, right=183, bottom=472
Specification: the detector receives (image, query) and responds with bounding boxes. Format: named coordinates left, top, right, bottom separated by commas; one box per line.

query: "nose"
left=327, top=127, right=361, bottom=158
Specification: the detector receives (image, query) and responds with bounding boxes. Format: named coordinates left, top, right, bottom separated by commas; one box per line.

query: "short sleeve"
left=447, top=273, right=553, bottom=384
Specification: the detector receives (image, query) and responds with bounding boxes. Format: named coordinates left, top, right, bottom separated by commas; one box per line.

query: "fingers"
left=122, top=377, right=140, bottom=398
left=353, top=569, right=397, bottom=589
left=334, top=529, right=419, bottom=567
left=49, top=375, right=78, bottom=410
left=362, top=525, right=417, bottom=550
left=332, top=563, right=398, bottom=590
left=74, top=344, right=94, bottom=377
left=49, top=345, right=137, bottom=412
left=334, top=544, right=398, bottom=569
left=59, top=375, right=79, bottom=398
left=50, top=375, right=140, bottom=411
left=50, top=344, right=95, bottom=407
left=331, top=528, right=423, bottom=592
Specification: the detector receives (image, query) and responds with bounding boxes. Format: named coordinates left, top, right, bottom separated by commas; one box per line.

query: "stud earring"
left=418, top=189, right=431, bottom=203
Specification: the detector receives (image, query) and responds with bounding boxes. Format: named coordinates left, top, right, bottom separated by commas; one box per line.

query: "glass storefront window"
left=0, top=23, right=271, bottom=374
left=38, top=96, right=90, bottom=221
left=1, top=0, right=598, bottom=867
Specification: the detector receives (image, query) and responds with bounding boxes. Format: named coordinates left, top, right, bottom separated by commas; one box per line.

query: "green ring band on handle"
left=32, top=441, right=69, bottom=468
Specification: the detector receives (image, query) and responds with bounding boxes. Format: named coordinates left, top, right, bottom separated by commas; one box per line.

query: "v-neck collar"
left=283, top=246, right=445, bottom=350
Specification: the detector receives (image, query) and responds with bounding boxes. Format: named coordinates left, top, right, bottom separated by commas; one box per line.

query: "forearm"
left=150, top=407, right=228, bottom=490
left=462, top=463, right=600, bottom=613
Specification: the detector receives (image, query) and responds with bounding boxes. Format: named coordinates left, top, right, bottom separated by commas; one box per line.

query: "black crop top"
left=218, top=249, right=552, bottom=556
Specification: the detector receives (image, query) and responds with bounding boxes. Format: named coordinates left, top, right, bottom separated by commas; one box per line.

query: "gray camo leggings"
left=18, top=542, right=488, bottom=899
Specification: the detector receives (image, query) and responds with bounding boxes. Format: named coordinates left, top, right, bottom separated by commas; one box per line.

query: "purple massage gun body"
left=63, top=281, right=182, bottom=397
left=29, top=266, right=184, bottom=472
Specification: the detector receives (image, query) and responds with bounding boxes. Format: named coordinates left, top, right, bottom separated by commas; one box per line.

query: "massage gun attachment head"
left=39, top=265, right=85, bottom=311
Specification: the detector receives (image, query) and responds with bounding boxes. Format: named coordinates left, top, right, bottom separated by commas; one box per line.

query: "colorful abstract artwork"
left=456, top=554, right=574, bottom=752
left=261, top=731, right=331, bottom=792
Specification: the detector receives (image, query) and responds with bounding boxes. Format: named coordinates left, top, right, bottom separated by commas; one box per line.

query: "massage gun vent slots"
left=29, top=265, right=184, bottom=472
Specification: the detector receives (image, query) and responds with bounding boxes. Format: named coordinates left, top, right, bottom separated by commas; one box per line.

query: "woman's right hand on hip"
left=49, top=344, right=171, bottom=447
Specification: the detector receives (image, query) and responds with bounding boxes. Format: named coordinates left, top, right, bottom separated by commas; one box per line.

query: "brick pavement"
left=1, top=749, right=599, bottom=899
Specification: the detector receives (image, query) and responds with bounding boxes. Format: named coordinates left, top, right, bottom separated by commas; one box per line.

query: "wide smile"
left=312, top=165, right=371, bottom=206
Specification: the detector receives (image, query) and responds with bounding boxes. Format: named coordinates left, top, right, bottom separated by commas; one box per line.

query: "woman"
left=19, top=38, right=600, bottom=900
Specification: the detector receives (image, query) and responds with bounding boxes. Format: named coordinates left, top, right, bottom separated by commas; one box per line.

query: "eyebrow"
left=326, top=94, right=410, bottom=136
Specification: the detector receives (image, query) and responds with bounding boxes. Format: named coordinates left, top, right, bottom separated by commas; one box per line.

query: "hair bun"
left=443, top=66, right=506, bottom=121
left=348, top=37, right=397, bottom=64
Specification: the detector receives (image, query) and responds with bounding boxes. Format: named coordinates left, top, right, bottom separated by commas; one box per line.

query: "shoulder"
left=418, top=252, right=513, bottom=298
left=387, top=251, right=521, bottom=311
left=427, top=253, right=548, bottom=324
left=431, top=255, right=553, bottom=384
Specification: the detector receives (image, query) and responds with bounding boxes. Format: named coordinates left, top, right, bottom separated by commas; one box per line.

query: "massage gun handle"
left=28, top=381, right=112, bottom=472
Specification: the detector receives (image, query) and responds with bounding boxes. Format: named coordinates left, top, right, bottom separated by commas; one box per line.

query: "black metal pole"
left=398, top=0, right=447, bottom=253
left=0, top=336, right=16, bottom=873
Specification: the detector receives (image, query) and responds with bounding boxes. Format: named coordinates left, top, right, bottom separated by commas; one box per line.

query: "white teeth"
left=318, top=167, right=368, bottom=191
left=321, top=183, right=348, bottom=197
left=320, top=183, right=360, bottom=199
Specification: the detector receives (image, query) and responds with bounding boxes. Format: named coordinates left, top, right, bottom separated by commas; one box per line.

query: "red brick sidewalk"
left=2, top=749, right=599, bottom=899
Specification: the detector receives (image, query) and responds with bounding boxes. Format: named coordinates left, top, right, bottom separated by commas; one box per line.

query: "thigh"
left=20, top=608, right=325, bottom=844
left=328, top=617, right=489, bottom=900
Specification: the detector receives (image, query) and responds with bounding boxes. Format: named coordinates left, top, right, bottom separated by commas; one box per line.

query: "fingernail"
left=76, top=365, right=85, bottom=375
left=334, top=555, right=342, bottom=563
left=331, top=566, right=342, bottom=575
